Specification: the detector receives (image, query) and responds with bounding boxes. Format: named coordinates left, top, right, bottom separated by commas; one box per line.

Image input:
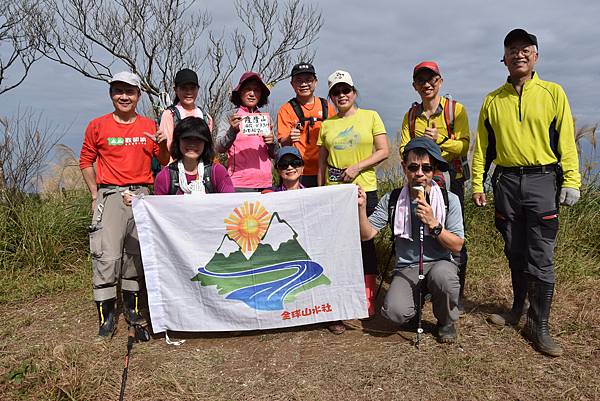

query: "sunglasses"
left=277, top=159, right=304, bottom=169
left=330, top=85, right=353, bottom=97
left=407, top=163, right=434, bottom=173
left=414, top=75, right=441, bottom=87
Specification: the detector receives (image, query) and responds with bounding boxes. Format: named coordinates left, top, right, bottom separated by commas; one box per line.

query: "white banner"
left=132, top=184, right=367, bottom=333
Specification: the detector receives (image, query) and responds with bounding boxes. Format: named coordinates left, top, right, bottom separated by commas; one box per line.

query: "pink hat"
left=230, top=71, right=270, bottom=107
left=232, top=71, right=270, bottom=96
left=413, top=61, right=441, bottom=78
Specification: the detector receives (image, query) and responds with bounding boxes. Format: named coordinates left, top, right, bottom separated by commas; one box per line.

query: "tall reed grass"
left=0, top=190, right=90, bottom=302
left=1, top=127, right=598, bottom=302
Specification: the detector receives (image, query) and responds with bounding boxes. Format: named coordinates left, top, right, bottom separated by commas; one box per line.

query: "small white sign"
left=240, top=113, right=271, bottom=136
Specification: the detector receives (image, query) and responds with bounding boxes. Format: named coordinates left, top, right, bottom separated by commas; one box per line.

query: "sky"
left=1, top=0, right=599, bottom=162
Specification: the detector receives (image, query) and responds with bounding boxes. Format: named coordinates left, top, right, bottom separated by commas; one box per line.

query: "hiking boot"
left=489, top=268, right=529, bottom=326
left=96, top=298, right=118, bottom=338
left=122, top=290, right=151, bottom=342
left=524, top=279, right=563, bottom=357
left=122, top=290, right=146, bottom=326
left=327, top=321, right=346, bottom=335
left=436, top=322, right=458, bottom=343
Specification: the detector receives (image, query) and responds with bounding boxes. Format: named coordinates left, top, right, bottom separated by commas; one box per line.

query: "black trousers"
left=493, top=170, right=559, bottom=283
left=362, top=190, right=379, bottom=275
left=449, top=177, right=468, bottom=269
left=300, top=175, right=318, bottom=188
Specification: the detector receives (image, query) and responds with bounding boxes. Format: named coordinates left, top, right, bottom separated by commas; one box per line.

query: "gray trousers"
left=493, top=171, right=559, bottom=283
left=89, top=186, right=149, bottom=301
left=381, top=260, right=460, bottom=326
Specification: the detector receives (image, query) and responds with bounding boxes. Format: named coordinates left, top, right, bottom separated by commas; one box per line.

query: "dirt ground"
left=1, top=277, right=599, bottom=401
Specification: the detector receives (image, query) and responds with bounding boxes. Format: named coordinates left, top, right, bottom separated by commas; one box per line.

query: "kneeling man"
left=357, top=137, right=464, bottom=342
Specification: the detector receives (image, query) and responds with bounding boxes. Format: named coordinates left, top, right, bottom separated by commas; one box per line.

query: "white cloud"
left=0, top=0, right=598, bottom=158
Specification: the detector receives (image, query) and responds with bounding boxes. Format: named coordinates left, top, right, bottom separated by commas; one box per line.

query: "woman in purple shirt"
left=154, top=117, right=234, bottom=195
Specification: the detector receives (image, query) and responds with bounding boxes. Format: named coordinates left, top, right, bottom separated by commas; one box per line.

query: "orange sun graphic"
left=224, top=201, right=272, bottom=256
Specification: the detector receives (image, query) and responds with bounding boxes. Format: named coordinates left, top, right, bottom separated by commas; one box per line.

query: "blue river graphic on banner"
left=191, top=201, right=330, bottom=311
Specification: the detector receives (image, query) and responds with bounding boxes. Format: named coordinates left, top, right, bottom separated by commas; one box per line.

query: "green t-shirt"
left=317, top=108, right=386, bottom=191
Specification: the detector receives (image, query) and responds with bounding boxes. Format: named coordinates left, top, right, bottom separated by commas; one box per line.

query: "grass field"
left=0, top=184, right=599, bottom=400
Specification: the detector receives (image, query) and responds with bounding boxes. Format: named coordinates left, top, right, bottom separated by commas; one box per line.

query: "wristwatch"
left=430, top=223, right=443, bottom=239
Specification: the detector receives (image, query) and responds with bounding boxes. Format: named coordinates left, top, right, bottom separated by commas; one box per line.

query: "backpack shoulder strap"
left=387, top=188, right=403, bottom=239
left=167, top=163, right=179, bottom=195
left=203, top=163, right=214, bottom=193
left=443, top=95, right=457, bottom=139
left=441, top=185, right=449, bottom=213
left=407, top=102, right=420, bottom=139
left=319, top=97, right=329, bottom=121
left=288, top=98, right=306, bottom=125
left=441, top=186, right=451, bottom=226
left=168, top=105, right=182, bottom=127
left=170, top=104, right=211, bottom=126
left=196, top=105, right=210, bottom=125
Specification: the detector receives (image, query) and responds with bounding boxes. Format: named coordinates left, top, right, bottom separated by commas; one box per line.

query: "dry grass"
left=1, top=276, right=599, bottom=401
left=40, top=144, right=86, bottom=194
left=1, top=194, right=599, bottom=400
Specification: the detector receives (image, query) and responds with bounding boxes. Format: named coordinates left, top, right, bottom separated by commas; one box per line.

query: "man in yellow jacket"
left=472, top=29, right=581, bottom=357
left=399, top=61, right=470, bottom=313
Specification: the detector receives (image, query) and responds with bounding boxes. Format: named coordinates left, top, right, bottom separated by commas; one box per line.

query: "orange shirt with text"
left=277, top=98, right=336, bottom=175
left=79, top=113, right=160, bottom=185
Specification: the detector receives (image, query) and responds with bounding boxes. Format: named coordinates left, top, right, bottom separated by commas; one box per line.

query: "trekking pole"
left=414, top=186, right=426, bottom=349
left=119, top=326, right=136, bottom=401
left=415, top=221, right=425, bottom=349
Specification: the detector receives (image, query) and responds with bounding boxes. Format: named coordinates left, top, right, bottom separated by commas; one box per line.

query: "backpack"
left=167, top=162, right=214, bottom=195
left=167, top=104, right=210, bottom=127
left=407, top=95, right=470, bottom=180
left=387, top=186, right=449, bottom=241
left=288, top=97, right=329, bottom=144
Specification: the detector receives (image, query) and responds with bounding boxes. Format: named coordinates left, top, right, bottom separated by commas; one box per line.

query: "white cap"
left=327, top=70, right=354, bottom=91
left=109, top=71, right=141, bottom=89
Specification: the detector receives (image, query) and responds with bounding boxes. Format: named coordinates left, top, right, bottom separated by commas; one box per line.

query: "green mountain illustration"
left=191, top=212, right=330, bottom=310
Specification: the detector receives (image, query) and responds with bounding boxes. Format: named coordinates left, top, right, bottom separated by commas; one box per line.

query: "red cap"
left=413, top=61, right=441, bottom=78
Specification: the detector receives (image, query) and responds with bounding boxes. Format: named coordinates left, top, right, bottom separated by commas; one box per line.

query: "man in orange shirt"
left=277, top=63, right=335, bottom=187
left=80, top=71, right=168, bottom=340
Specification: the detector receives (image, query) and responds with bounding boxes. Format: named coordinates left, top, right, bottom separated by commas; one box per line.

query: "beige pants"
left=89, top=186, right=149, bottom=301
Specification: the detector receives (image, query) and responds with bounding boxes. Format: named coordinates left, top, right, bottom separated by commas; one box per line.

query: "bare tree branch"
left=0, top=109, right=62, bottom=193
left=21, top=0, right=321, bottom=124
left=0, top=0, right=43, bottom=95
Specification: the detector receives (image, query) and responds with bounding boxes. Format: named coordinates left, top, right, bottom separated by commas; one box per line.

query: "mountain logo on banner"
left=191, top=201, right=330, bottom=311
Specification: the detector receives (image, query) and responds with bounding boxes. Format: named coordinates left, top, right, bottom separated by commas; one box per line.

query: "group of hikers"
left=79, top=28, right=581, bottom=357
